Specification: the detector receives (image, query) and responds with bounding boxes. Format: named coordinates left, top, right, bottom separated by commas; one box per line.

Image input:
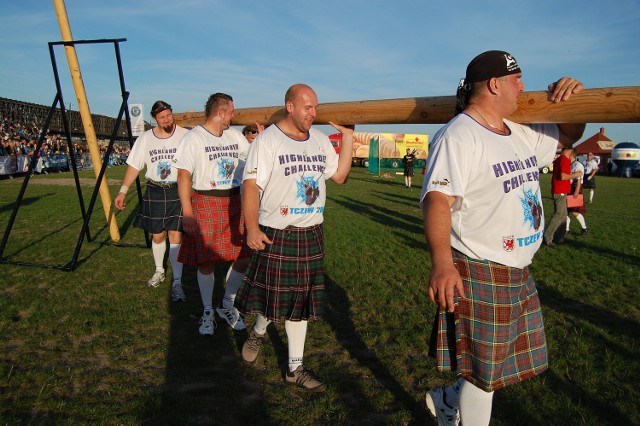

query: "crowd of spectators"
left=1, top=114, right=130, bottom=175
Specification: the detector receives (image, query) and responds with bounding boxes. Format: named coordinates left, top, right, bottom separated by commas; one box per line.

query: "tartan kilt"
left=582, top=176, right=596, bottom=189
left=135, top=185, right=183, bottom=234
left=428, top=249, right=548, bottom=392
left=178, top=192, right=251, bottom=265
left=234, top=224, right=325, bottom=322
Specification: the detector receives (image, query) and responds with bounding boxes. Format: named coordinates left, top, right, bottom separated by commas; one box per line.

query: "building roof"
left=573, top=127, right=617, bottom=155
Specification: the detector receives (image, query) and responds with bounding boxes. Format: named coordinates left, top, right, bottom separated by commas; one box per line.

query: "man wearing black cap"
left=115, top=101, right=189, bottom=301
left=420, top=50, right=585, bottom=426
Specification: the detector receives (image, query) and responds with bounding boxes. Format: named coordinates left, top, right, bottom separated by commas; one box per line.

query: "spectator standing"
left=544, top=147, right=582, bottom=247
left=566, top=151, right=588, bottom=236
left=402, top=148, right=416, bottom=187
left=583, top=152, right=598, bottom=203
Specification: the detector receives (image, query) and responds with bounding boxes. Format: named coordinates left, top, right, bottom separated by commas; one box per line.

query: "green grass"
left=1, top=167, right=639, bottom=425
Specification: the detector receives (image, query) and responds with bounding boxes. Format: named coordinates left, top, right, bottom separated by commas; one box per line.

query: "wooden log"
left=173, top=86, right=640, bottom=127
left=53, top=0, right=120, bottom=241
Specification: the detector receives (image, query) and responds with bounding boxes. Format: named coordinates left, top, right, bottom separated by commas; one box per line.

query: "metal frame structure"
left=0, top=38, right=149, bottom=271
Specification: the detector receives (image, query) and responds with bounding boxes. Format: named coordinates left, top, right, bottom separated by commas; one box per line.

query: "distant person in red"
left=544, top=147, right=582, bottom=246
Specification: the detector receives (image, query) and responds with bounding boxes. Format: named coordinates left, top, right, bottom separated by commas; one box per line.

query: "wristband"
left=119, top=185, right=129, bottom=194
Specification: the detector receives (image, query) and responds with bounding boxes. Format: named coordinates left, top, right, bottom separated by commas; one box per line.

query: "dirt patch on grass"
left=26, top=178, right=123, bottom=187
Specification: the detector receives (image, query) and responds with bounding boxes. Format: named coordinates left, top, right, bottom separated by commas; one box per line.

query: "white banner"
left=129, top=104, right=145, bottom=137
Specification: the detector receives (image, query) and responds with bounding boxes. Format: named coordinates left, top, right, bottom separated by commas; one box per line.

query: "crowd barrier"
left=0, top=153, right=127, bottom=177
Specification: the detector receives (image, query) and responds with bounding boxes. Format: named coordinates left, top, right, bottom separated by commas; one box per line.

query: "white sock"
left=285, top=320, right=308, bottom=372
left=459, top=380, right=494, bottom=426
left=576, top=214, right=587, bottom=229
left=222, top=267, right=244, bottom=309
left=197, top=269, right=214, bottom=312
left=151, top=240, right=166, bottom=272
left=590, top=191, right=594, bottom=202
left=253, top=314, right=271, bottom=335
left=168, top=243, right=183, bottom=282
left=566, top=216, right=571, bottom=232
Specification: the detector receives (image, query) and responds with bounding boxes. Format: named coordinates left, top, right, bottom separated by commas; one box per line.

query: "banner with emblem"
left=129, top=104, right=145, bottom=137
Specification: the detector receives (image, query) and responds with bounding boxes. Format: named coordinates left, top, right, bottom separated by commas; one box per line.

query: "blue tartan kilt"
left=135, top=185, right=182, bottom=234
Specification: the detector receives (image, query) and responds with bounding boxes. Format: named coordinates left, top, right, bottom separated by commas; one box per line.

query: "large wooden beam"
left=53, top=0, right=120, bottom=242
left=173, top=86, right=640, bottom=127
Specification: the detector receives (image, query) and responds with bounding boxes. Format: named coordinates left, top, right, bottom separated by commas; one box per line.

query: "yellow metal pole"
left=53, top=0, right=120, bottom=241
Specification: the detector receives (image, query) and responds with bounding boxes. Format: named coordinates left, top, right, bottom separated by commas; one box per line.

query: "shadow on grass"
left=143, top=263, right=271, bottom=425
left=324, top=274, right=430, bottom=424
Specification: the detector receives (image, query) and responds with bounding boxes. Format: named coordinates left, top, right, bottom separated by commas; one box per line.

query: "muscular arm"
left=177, top=168, right=195, bottom=235
left=422, top=191, right=466, bottom=313
left=328, top=122, right=354, bottom=184
left=242, top=178, right=272, bottom=250
left=114, top=165, right=141, bottom=210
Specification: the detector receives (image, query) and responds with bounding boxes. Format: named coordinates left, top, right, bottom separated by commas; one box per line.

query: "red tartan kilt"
left=178, top=192, right=251, bottom=265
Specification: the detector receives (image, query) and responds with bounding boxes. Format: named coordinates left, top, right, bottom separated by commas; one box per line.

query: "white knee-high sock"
left=197, top=270, right=214, bottom=312
left=151, top=240, right=166, bottom=271
left=459, top=380, right=494, bottom=426
left=168, top=243, right=183, bottom=282
left=285, top=320, right=308, bottom=372
left=223, top=267, right=244, bottom=308
left=253, top=313, right=271, bottom=335
left=576, top=213, right=587, bottom=229
left=590, top=190, right=594, bottom=202
left=566, top=216, right=571, bottom=231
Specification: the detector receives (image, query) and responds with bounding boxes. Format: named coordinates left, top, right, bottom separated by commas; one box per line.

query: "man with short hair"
left=235, top=83, right=353, bottom=392
left=173, top=93, right=251, bottom=335
left=421, top=50, right=585, bottom=425
left=566, top=151, right=588, bottom=236
left=544, top=146, right=583, bottom=246
left=115, top=101, right=188, bottom=300
left=583, top=152, right=598, bottom=203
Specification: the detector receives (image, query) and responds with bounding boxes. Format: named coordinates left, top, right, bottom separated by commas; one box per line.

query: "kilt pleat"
left=135, top=185, right=182, bottom=233
left=235, top=224, right=325, bottom=322
left=178, top=192, right=250, bottom=265
left=428, top=249, right=548, bottom=392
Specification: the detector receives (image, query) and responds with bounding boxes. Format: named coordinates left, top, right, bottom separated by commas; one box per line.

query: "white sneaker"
left=147, top=270, right=165, bottom=288
left=198, top=311, right=216, bottom=336
left=426, top=386, right=460, bottom=426
left=171, top=281, right=186, bottom=302
left=215, top=305, right=246, bottom=330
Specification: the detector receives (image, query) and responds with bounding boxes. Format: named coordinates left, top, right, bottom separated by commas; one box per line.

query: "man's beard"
left=161, top=124, right=174, bottom=133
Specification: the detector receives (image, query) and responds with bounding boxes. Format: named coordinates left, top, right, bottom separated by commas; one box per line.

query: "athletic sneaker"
left=285, top=365, right=327, bottom=393
left=215, top=305, right=246, bottom=330
left=426, top=386, right=460, bottom=426
left=147, top=270, right=165, bottom=288
left=242, top=329, right=266, bottom=363
left=171, top=282, right=186, bottom=302
left=198, top=311, right=216, bottom=336
left=580, top=228, right=589, bottom=236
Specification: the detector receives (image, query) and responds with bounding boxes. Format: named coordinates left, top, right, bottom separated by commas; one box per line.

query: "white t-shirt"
left=571, top=161, right=585, bottom=185
left=172, top=125, right=249, bottom=190
left=126, top=125, right=189, bottom=183
left=420, top=114, right=560, bottom=269
left=242, top=124, right=339, bottom=230
left=585, top=158, right=598, bottom=175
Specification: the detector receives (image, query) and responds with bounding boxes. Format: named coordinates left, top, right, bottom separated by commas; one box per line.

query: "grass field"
left=1, top=166, right=639, bottom=425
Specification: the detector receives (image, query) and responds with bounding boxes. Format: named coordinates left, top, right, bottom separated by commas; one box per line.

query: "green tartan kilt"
left=235, top=224, right=325, bottom=322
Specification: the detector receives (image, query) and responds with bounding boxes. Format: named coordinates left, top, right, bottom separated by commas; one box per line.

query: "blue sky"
left=1, top=0, right=639, bottom=143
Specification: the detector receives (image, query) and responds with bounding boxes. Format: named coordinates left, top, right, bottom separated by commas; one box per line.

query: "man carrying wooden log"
left=234, top=84, right=354, bottom=392
left=420, top=50, right=585, bottom=425
left=115, top=101, right=189, bottom=301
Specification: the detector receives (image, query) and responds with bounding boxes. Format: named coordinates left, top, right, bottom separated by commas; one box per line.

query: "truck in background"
left=329, top=132, right=428, bottom=169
